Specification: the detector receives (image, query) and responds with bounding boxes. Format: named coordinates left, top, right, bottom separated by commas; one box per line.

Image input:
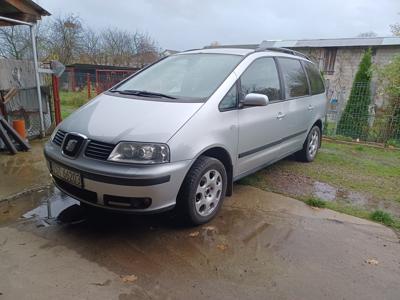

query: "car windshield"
left=113, top=53, right=242, bottom=101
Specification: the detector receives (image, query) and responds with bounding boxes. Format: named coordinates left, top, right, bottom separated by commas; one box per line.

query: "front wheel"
left=296, top=125, right=321, bottom=162
left=176, top=156, right=227, bottom=225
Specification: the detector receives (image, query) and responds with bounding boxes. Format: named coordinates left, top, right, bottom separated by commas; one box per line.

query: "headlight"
left=108, top=142, right=170, bottom=164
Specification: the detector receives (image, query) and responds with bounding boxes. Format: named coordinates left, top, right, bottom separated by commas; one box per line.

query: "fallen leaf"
left=91, top=279, right=111, bottom=286
left=365, top=258, right=379, bottom=265
left=217, top=244, right=228, bottom=251
left=120, top=274, right=138, bottom=283
left=203, top=226, right=216, bottom=231
left=189, top=231, right=200, bottom=237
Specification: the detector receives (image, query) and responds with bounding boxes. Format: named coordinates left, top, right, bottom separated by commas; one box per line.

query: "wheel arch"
left=182, top=146, right=234, bottom=197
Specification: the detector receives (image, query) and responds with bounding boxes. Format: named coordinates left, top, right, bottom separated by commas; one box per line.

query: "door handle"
left=308, top=105, right=314, bottom=111
left=277, top=112, right=286, bottom=120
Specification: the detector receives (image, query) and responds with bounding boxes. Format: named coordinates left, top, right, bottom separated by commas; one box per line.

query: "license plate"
left=51, top=162, right=82, bottom=188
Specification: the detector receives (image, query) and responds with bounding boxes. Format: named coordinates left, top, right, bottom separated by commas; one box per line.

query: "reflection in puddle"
left=23, top=187, right=79, bottom=220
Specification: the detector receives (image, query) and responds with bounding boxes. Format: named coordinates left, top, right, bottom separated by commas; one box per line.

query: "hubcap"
left=308, top=129, right=319, bottom=158
left=195, top=169, right=223, bottom=217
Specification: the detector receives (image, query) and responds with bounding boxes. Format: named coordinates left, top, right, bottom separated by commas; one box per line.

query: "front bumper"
left=44, top=141, right=192, bottom=213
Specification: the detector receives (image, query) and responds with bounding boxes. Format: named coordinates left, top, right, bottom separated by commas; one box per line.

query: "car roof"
left=178, top=47, right=311, bottom=62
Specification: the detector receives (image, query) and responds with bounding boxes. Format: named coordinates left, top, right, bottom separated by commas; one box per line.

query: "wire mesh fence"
left=324, top=82, right=400, bottom=146
left=0, top=59, right=54, bottom=139
left=56, top=73, right=400, bottom=147
left=57, top=69, right=134, bottom=119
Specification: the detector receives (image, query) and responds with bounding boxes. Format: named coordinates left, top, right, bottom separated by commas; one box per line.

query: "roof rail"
left=255, top=46, right=310, bottom=60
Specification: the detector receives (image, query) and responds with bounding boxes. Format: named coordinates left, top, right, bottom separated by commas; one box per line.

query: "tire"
left=296, top=125, right=321, bottom=162
left=176, top=156, right=227, bottom=225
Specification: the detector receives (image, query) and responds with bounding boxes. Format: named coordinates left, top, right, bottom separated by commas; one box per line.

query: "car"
left=44, top=46, right=327, bottom=225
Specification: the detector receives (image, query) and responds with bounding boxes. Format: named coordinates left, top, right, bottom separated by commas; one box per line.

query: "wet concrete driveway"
left=0, top=185, right=399, bottom=299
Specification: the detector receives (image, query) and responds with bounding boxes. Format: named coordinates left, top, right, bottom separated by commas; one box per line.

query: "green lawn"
left=238, top=140, right=400, bottom=230
left=60, top=90, right=94, bottom=119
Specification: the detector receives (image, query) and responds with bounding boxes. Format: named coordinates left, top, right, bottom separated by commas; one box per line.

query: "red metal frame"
left=52, top=75, right=62, bottom=125
left=95, top=69, right=134, bottom=94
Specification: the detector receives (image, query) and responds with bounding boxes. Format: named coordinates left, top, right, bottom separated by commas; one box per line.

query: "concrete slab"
left=0, top=139, right=50, bottom=201
left=0, top=185, right=399, bottom=299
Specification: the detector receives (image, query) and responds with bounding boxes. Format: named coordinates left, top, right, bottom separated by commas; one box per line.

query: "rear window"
left=278, top=58, right=310, bottom=98
left=304, top=62, right=325, bottom=95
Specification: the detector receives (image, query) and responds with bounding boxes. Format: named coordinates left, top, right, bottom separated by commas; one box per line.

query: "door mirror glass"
left=242, top=93, right=269, bottom=107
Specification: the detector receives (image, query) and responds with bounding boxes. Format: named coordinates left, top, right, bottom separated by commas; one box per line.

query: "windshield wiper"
left=114, top=89, right=177, bottom=99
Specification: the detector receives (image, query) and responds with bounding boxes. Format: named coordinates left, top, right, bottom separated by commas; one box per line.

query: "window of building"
left=323, top=48, right=337, bottom=75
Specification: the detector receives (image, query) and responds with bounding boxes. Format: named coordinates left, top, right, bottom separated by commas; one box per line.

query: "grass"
left=290, top=141, right=399, bottom=201
left=370, top=210, right=395, bottom=227
left=303, top=196, right=400, bottom=230
left=305, top=197, right=326, bottom=208
left=238, top=140, right=400, bottom=230
left=60, top=89, right=95, bottom=119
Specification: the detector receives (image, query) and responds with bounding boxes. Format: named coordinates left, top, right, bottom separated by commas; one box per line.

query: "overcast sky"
left=36, top=0, right=399, bottom=50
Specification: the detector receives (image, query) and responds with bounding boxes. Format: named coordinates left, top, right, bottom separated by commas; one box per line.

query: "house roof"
left=0, top=0, right=50, bottom=26
left=66, top=63, right=138, bottom=71
left=260, top=37, right=400, bottom=48
left=209, top=37, right=400, bottom=50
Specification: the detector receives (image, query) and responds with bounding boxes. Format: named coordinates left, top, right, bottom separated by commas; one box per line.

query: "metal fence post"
left=30, top=24, right=45, bottom=138
left=87, top=73, right=91, bottom=99
left=52, top=75, right=62, bottom=125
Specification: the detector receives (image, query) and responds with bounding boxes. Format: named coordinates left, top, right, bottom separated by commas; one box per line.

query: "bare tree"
left=0, top=13, right=160, bottom=67
left=44, top=14, right=84, bottom=64
left=0, top=26, right=31, bottom=59
left=80, top=28, right=102, bottom=64
left=391, top=24, right=400, bottom=36
left=390, top=13, right=400, bottom=36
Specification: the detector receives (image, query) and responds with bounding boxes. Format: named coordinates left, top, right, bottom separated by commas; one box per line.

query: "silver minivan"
left=44, top=47, right=327, bottom=225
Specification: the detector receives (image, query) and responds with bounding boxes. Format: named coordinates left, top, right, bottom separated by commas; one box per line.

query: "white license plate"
left=51, top=162, right=82, bottom=188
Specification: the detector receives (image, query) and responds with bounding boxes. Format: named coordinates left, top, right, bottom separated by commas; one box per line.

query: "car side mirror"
left=241, top=93, right=269, bottom=107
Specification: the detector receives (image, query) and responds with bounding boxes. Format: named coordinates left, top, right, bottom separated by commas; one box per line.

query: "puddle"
left=313, top=181, right=337, bottom=201
left=23, top=187, right=78, bottom=220
left=0, top=185, right=79, bottom=225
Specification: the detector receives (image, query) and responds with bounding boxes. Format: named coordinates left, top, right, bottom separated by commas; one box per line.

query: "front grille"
left=85, top=140, right=115, bottom=160
left=53, top=130, right=66, bottom=146
left=53, top=177, right=97, bottom=203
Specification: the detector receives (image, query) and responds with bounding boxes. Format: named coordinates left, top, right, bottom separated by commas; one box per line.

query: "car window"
left=279, top=58, right=310, bottom=98
left=115, top=54, right=242, bottom=101
left=304, top=62, right=325, bottom=95
left=219, top=84, right=237, bottom=110
left=240, top=57, right=281, bottom=101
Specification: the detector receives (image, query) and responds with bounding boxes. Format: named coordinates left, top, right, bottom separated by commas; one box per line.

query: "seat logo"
left=65, top=139, right=78, bottom=152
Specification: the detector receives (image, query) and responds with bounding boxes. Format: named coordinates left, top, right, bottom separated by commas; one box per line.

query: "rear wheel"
left=176, top=156, right=227, bottom=225
left=296, top=125, right=321, bottom=162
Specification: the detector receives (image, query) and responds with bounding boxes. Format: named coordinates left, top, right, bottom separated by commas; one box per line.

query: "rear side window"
left=240, top=57, right=281, bottom=101
left=304, top=62, right=325, bottom=95
left=279, top=58, right=309, bottom=98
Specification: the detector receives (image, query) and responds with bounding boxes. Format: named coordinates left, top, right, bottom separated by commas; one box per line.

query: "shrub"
left=337, top=49, right=372, bottom=139
left=377, top=54, right=400, bottom=143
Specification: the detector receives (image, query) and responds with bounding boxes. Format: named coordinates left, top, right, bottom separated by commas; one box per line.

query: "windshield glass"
left=114, top=53, right=242, bottom=100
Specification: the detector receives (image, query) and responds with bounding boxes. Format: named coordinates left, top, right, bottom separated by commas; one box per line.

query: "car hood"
left=59, top=93, right=203, bottom=144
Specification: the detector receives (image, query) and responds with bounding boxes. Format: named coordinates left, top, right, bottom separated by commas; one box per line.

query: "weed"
left=305, top=197, right=326, bottom=208
left=370, top=210, right=394, bottom=226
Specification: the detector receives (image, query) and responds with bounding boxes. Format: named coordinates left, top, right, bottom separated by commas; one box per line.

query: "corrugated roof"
left=260, top=37, right=400, bottom=48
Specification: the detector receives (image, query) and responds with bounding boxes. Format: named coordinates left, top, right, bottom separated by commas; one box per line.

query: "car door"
left=277, top=57, right=312, bottom=155
left=237, top=57, right=285, bottom=176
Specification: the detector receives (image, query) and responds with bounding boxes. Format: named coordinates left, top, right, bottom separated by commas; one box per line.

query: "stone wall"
left=295, top=46, right=400, bottom=109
